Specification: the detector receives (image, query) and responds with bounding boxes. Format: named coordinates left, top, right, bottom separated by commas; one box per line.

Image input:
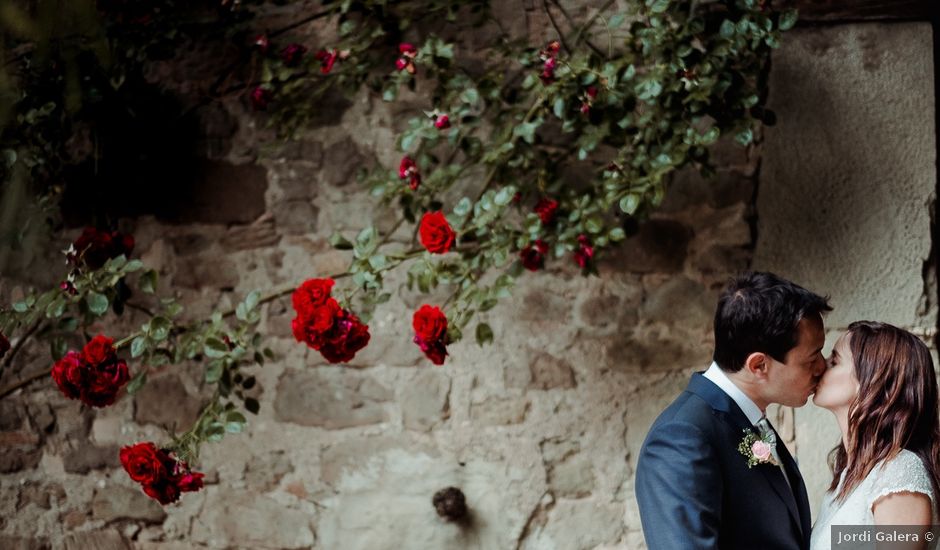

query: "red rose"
left=315, top=49, right=338, bottom=74
left=434, top=114, right=450, bottom=129
left=120, top=443, right=166, bottom=485
left=419, top=212, right=456, bottom=254
left=143, top=479, right=181, bottom=505
left=251, top=86, right=273, bottom=111
left=520, top=239, right=549, bottom=271
left=70, top=227, right=135, bottom=269
left=414, top=335, right=448, bottom=365
left=82, top=334, right=115, bottom=366
left=177, top=471, right=205, bottom=493
left=280, top=43, right=307, bottom=66
left=292, top=297, right=341, bottom=349
left=121, top=443, right=205, bottom=505
left=319, top=311, right=371, bottom=363
left=534, top=198, right=559, bottom=225
left=413, top=305, right=448, bottom=342
left=51, top=336, right=129, bottom=408
left=51, top=351, right=84, bottom=400
left=0, top=332, right=9, bottom=359
left=253, top=34, right=269, bottom=53
left=399, top=43, right=417, bottom=55
left=574, top=234, right=594, bottom=268
left=82, top=356, right=130, bottom=408
left=292, top=278, right=335, bottom=313
left=398, top=156, right=421, bottom=190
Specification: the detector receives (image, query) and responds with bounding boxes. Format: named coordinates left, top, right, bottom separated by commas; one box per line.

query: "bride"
left=811, top=321, right=940, bottom=550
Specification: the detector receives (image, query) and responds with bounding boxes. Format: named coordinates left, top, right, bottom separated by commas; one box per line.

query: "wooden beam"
left=774, top=0, right=935, bottom=22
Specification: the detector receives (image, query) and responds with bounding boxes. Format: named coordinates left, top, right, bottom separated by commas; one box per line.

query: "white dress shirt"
left=703, top=362, right=792, bottom=490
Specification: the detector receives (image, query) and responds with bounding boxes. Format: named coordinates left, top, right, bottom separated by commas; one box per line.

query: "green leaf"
left=45, top=297, right=66, bottom=318
left=205, top=362, right=223, bottom=383
left=124, top=260, right=143, bottom=272
left=204, top=337, right=228, bottom=359
left=131, top=336, right=148, bottom=358
left=140, top=270, right=158, bottom=294
left=701, top=127, right=720, bottom=145
left=86, top=292, right=109, bottom=316
left=245, top=290, right=260, bottom=312
left=649, top=0, right=670, bottom=14
left=149, top=317, right=171, bottom=342
left=779, top=9, right=798, bottom=31
left=720, top=19, right=736, bottom=39
left=609, top=227, right=627, bottom=242
left=227, top=411, right=247, bottom=424
left=735, top=128, right=754, bottom=146
left=12, top=301, right=28, bottom=313
left=368, top=254, right=387, bottom=270
left=50, top=338, right=67, bottom=360
left=494, top=187, right=515, bottom=206
left=126, top=371, right=147, bottom=394
left=329, top=232, right=354, bottom=250
left=553, top=97, right=566, bottom=119
left=453, top=197, right=472, bottom=216
left=619, top=194, right=641, bottom=215
left=608, top=13, right=625, bottom=28
left=475, top=322, right=494, bottom=345
left=460, top=88, right=479, bottom=104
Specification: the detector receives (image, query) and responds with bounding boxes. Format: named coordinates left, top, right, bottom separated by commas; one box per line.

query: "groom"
left=636, top=272, right=830, bottom=550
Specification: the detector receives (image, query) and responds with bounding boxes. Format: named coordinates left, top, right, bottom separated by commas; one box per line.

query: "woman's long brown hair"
left=828, top=321, right=940, bottom=503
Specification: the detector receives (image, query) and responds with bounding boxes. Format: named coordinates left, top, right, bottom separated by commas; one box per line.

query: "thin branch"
left=124, top=301, right=155, bottom=317
left=0, top=319, right=43, bottom=374
left=542, top=0, right=572, bottom=55
left=0, top=367, right=47, bottom=399
left=551, top=0, right=612, bottom=58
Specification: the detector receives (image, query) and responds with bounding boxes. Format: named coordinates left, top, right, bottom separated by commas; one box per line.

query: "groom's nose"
left=812, top=356, right=826, bottom=376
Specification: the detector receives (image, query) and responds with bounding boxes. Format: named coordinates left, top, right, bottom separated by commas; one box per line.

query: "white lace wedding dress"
left=810, top=449, right=937, bottom=550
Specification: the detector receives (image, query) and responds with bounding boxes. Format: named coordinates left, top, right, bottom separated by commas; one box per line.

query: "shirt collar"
left=703, top=361, right=764, bottom=425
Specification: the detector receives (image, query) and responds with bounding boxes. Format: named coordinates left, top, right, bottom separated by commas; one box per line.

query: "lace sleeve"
left=866, top=450, right=936, bottom=513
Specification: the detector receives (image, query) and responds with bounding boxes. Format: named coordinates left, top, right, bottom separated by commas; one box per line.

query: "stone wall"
left=0, top=7, right=935, bottom=550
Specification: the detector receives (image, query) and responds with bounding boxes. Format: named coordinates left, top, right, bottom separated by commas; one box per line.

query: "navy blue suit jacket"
left=635, top=373, right=812, bottom=550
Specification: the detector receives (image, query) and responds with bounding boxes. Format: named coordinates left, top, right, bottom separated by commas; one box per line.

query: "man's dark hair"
left=713, top=271, right=832, bottom=372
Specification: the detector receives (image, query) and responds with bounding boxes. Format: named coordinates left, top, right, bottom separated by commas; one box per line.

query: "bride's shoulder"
left=877, top=449, right=927, bottom=474
left=869, top=449, right=933, bottom=500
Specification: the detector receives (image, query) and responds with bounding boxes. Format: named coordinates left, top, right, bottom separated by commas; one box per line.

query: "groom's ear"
left=743, top=352, right=770, bottom=377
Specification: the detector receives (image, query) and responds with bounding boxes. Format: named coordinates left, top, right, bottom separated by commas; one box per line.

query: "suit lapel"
left=773, top=427, right=813, bottom=543
left=686, top=374, right=805, bottom=539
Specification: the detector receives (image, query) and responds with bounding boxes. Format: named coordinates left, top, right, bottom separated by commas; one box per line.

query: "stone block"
left=172, top=254, right=240, bottom=290
left=274, top=368, right=391, bottom=429
left=527, top=351, right=577, bottom=390
left=133, top=374, right=205, bottom=431
left=401, top=368, right=451, bottom=432
left=92, top=485, right=167, bottom=523
left=640, top=276, right=716, bottom=328
left=321, top=137, right=370, bottom=188
left=244, top=450, right=293, bottom=492
left=273, top=198, right=319, bottom=236
left=61, top=530, right=131, bottom=550
left=171, top=160, right=268, bottom=224
left=541, top=439, right=595, bottom=498
left=602, top=219, right=693, bottom=274
left=191, top=492, right=315, bottom=549
left=469, top=395, right=530, bottom=426
left=0, top=536, right=50, bottom=550
left=63, top=443, right=119, bottom=474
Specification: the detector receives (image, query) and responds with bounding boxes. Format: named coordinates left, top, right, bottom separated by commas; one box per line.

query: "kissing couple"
left=636, top=271, right=940, bottom=550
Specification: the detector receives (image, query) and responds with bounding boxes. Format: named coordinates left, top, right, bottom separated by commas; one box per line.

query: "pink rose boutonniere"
left=738, top=429, right=779, bottom=468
